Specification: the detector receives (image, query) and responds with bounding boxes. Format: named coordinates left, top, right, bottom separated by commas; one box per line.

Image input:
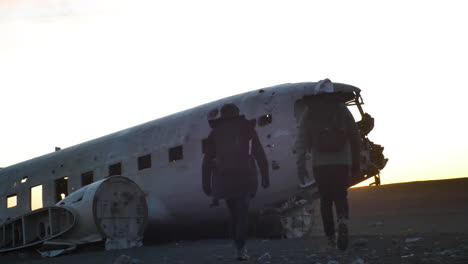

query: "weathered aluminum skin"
left=0, top=82, right=365, bottom=232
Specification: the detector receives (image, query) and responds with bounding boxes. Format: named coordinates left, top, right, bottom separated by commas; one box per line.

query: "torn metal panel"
left=0, top=206, right=75, bottom=253
left=258, top=184, right=323, bottom=239
left=280, top=205, right=314, bottom=238
left=36, top=240, right=77, bottom=257
left=105, top=238, right=142, bottom=250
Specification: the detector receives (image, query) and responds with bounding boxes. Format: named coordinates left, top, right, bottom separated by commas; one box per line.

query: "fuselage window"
left=21, top=176, right=28, bottom=183
left=108, top=162, right=122, bottom=177
left=138, top=154, right=152, bottom=170
left=30, top=185, right=43, bottom=211
left=81, top=171, right=94, bottom=186
left=169, top=145, right=183, bottom=162
left=7, top=194, right=17, bottom=208
left=258, top=114, right=273, bottom=126
left=55, top=177, right=68, bottom=202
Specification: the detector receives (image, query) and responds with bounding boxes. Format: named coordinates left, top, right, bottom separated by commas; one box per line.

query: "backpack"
left=213, top=118, right=253, bottom=171
left=315, top=107, right=347, bottom=153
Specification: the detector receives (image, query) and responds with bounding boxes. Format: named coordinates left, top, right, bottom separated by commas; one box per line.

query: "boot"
left=236, top=247, right=250, bottom=261
left=327, top=234, right=336, bottom=249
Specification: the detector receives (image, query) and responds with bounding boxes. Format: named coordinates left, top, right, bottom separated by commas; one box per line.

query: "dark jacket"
left=202, top=116, right=269, bottom=199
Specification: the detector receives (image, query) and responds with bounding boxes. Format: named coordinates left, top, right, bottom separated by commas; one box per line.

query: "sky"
left=1, top=0, right=467, bottom=186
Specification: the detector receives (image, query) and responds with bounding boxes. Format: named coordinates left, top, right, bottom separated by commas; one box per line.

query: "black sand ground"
left=2, top=178, right=468, bottom=264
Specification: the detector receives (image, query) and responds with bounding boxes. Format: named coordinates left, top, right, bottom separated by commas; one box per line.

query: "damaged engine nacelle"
left=56, top=176, right=148, bottom=250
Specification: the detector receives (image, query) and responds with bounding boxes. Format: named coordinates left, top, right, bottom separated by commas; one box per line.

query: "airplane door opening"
left=30, top=185, right=43, bottom=211
left=55, top=177, right=68, bottom=202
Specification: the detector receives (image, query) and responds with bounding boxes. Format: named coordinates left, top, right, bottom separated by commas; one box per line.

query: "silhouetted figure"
left=296, top=81, right=360, bottom=251
left=202, top=103, right=269, bottom=261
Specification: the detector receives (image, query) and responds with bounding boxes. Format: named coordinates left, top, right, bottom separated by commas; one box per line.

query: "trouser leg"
left=226, top=197, right=250, bottom=250
left=236, top=197, right=249, bottom=250
left=331, top=166, right=350, bottom=251
left=331, top=165, right=350, bottom=220
left=314, top=165, right=336, bottom=238
left=333, top=183, right=349, bottom=220
left=320, top=191, right=335, bottom=237
left=226, top=199, right=237, bottom=240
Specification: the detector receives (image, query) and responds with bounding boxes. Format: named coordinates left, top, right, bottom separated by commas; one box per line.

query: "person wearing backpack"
left=295, top=87, right=361, bottom=251
left=202, top=103, right=270, bottom=261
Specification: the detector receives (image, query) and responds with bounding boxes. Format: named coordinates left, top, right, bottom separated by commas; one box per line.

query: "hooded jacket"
left=202, top=115, right=269, bottom=200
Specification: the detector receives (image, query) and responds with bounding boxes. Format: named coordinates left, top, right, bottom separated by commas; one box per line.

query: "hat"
left=220, top=103, right=240, bottom=118
left=314, top=78, right=334, bottom=94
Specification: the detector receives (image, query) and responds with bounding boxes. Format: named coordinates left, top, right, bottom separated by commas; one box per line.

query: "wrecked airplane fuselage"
left=0, top=80, right=387, bottom=251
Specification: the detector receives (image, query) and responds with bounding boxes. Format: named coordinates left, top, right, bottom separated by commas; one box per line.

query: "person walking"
left=295, top=80, right=360, bottom=251
left=202, top=103, right=270, bottom=261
